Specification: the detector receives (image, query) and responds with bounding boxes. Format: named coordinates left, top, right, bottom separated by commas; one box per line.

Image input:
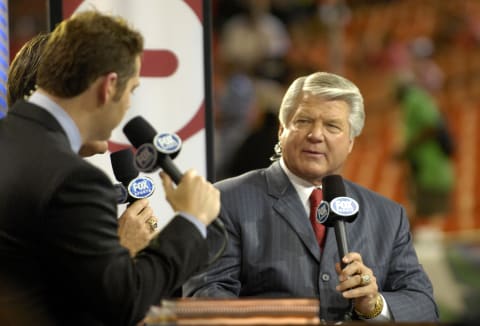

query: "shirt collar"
left=28, top=92, right=82, bottom=153
left=279, top=158, right=321, bottom=216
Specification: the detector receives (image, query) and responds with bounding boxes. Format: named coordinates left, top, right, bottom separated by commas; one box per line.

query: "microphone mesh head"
left=123, top=116, right=157, bottom=148
left=110, top=148, right=139, bottom=186
left=322, top=175, right=346, bottom=202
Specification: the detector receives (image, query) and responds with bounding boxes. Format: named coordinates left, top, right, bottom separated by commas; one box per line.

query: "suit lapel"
left=266, top=162, right=322, bottom=262
left=264, top=164, right=364, bottom=265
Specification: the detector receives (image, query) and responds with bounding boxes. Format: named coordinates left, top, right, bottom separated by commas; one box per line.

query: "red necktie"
left=309, top=188, right=326, bottom=249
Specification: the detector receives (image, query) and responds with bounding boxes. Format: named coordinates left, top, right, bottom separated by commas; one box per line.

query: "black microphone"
left=321, top=175, right=359, bottom=269
left=321, top=174, right=359, bottom=321
left=122, top=116, right=228, bottom=266
left=110, top=148, right=155, bottom=204
left=122, top=116, right=182, bottom=180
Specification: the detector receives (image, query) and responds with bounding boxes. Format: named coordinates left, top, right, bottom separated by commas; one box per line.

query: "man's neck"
left=29, top=90, right=83, bottom=153
left=35, top=88, right=96, bottom=145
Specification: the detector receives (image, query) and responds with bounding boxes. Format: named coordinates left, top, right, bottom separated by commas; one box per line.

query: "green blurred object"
left=446, top=241, right=480, bottom=321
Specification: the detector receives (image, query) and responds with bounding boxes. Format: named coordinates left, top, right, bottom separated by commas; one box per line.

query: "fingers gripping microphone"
left=110, top=148, right=155, bottom=204
left=321, top=175, right=359, bottom=269
left=122, top=116, right=228, bottom=267
left=122, top=116, right=182, bottom=179
left=321, top=175, right=359, bottom=321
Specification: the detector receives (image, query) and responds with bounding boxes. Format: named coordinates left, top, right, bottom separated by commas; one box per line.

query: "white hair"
left=278, top=71, right=365, bottom=139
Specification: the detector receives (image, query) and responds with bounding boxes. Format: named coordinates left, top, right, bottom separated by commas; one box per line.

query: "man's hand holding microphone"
left=160, top=169, right=220, bottom=227
left=122, top=116, right=221, bottom=230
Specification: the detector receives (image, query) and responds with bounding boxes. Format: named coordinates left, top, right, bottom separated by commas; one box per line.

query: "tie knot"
left=309, top=188, right=323, bottom=209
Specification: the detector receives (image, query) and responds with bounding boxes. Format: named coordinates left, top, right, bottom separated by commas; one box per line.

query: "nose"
left=307, top=122, right=324, bottom=141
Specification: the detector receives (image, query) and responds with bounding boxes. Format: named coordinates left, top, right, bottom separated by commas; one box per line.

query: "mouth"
left=302, top=149, right=325, bottom=157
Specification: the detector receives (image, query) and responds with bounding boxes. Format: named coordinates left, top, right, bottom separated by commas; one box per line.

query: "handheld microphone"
left=122, top=116, right=182, bottom=180
left=321, top=175, right=359, bottom=321
left=110, top=148, right=155, bottom=204
left=122, top=116, right=228, bottom=266
left=320, top=175, right=359, bottom=268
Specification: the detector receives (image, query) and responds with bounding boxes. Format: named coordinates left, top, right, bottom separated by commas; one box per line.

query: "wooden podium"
left=144, top=298, right=321, bottom=325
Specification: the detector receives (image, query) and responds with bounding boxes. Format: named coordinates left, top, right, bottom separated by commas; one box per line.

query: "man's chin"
left=79, top=141, right=109, bottom=157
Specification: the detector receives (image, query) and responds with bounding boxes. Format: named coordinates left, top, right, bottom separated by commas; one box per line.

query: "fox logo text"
left=128, top=176, right=155, bottom=199
left=154, top=133, right=182, bottom=155
left=330, top=197, right=359, bottom=217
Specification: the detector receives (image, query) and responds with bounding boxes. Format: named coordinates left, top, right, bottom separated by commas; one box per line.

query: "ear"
left=348, top=137, right=355, bottom=153
left=278, top=124, right=284, bottom=138
left=99, top=72, right=118, bottom=104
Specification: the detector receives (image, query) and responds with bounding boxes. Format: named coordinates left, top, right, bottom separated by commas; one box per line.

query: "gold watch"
left=355, top=294, right=383, bottom=319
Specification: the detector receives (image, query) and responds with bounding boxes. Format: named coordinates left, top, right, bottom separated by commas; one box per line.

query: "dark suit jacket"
left=0, top=101, right=208, bottom=326
left=184, top=161, right=438, bottom=322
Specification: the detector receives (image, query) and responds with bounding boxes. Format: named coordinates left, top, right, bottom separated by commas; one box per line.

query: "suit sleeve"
left=42, top=164, right=208, bottom=326
left=183, top=204, right=241, bottom=298
left=381, top=206, right=439, bottom=321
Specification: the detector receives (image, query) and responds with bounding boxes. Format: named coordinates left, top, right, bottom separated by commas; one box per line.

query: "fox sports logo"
left=330, top=197, right=359, bottom=216
left=134, top=143, right=158, bottom=173
left=154, top=133, right=182, bottom=155
left=128, top=176, right=155, bottom=199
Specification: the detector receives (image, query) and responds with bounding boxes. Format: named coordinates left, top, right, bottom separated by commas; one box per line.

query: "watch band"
left=355, top=294, right=383, bottom=319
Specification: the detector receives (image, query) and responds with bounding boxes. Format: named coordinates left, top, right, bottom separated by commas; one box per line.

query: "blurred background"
left=7, top=0, right=480, bottom=322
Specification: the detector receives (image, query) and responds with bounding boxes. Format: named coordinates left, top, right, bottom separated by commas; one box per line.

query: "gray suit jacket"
left=184, top=161, right=438, bottom=322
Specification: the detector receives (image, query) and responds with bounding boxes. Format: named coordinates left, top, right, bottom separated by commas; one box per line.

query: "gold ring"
left=360, top=274, right=371, bottom=286
left=146, top=217, right=157, bottom=232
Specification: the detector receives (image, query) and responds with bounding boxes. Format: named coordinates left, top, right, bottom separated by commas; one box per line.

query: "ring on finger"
left=146, top=217, right=158, bottom=232
left=360, top=274, right=371, bottom=286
